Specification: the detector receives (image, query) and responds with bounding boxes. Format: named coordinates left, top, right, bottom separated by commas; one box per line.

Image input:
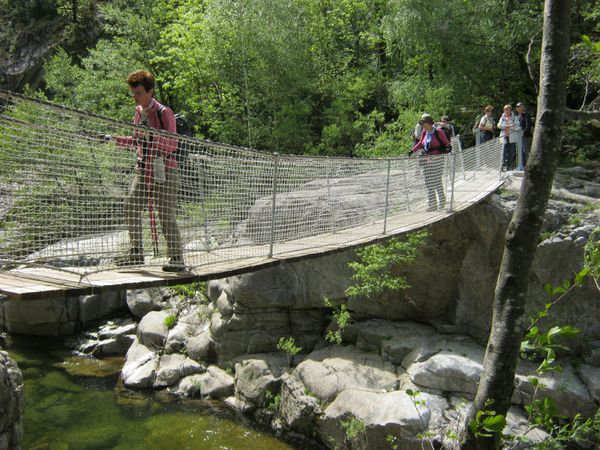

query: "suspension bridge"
left=0, top=90, right=504, bottom=300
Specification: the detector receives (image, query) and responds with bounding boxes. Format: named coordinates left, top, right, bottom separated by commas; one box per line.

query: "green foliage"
left=561, top=121, right=600, bottom=163
left=170, top=281, right=207, bottom=301
left=323, top=297, right=351, bottom=346
left=163, top=314, right=177, bottom=329
left=340, top=417, right=365, bottom=441
left=277, top=336, right=301, bottom=368
left=385, top=434, right=400, bottom=450
left=468, top=399, right=506, bottom=444
left=264, top=391, right=281, bottom=412
left=345, top=230, right=428, bottom=298
left=516, top=240, right=600, bottom=449
left=405, top=389, right=437, bottom=447
left=15, top=0, right=596, bottom=160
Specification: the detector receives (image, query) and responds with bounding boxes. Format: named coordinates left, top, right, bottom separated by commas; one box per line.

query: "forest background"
left=0, top=0, right=598, bottom=160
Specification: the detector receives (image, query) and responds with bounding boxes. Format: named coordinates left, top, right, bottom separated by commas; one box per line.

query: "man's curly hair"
left=127, top=70, right=155, bottom=93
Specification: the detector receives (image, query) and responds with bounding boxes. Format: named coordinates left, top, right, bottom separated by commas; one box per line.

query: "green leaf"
left=482, top=414, right=507, bottom=433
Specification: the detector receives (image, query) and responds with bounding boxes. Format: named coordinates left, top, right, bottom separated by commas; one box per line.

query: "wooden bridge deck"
left=0, top=173, right=503, bottom=300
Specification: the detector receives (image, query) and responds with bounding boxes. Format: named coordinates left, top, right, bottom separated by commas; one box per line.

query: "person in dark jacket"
left=408, top=116, right=451, bottom=211
left=516, top=102, right=533, bottom=169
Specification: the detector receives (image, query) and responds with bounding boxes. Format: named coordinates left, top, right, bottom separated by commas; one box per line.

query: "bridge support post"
left=327, top=168, right=336, bottom=234
left=268, top=152, right=280, bottom=258
left=449, top=152, right=457, bottom=212
left=383, top=159, right=391, bottom=234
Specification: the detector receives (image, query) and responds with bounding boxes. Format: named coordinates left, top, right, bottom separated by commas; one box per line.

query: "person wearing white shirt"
left=497, top=104, right=521, bottom=170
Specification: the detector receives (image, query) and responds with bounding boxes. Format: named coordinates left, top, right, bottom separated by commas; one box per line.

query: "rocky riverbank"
left=0, top=350, right=23, bottom=450
left=74, top=168, right=600, bottom=449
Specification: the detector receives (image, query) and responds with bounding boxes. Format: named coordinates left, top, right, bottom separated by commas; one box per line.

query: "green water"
left=6, top=336, right=296, bottom=450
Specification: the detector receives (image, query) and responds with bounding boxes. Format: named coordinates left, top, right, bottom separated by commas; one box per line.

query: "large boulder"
left=0, top=351, right=23, bottom=450
left=235, top=355, right=287, bottom=406
left=0, top=291, right=126, bottom=336
left=173, top=366, right=234, bottom=399
left=221, top=250, right=355, bottom=309
left=318, top=389, right=448, bottom=450
left=121, top=339, right=158, bottom=389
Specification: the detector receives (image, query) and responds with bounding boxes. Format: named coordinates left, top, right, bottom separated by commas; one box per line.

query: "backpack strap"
left=156, top=104, right=165, bottom=130
left=434, top=127, right=444, bottom=147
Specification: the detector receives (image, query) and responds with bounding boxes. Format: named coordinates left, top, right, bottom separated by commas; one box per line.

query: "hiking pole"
left=148, top=193, right=159, bottom=256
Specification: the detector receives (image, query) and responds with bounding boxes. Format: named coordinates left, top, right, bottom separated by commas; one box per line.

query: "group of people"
left=408, top=102, right=534, bottom=212
left=474, top=103, right=533, bottom=171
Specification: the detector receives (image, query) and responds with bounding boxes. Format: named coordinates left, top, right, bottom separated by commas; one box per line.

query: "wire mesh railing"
left=0, top=90, right=504, bottom=274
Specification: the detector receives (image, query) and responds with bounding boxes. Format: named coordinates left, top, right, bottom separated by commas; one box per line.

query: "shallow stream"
left=6, top=335, right=295, bottom=450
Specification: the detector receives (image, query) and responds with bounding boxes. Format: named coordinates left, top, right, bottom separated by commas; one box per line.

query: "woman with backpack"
left=407, top=115, right=451, bottom=211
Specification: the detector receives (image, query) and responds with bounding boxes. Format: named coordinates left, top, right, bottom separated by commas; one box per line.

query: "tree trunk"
left=460, top=1, right=572, bottom=449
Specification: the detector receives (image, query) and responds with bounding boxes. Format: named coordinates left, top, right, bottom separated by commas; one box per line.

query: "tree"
left=461, top=1, right=599, bottom=448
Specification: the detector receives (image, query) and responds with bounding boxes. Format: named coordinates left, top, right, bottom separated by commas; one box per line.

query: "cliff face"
left=0, top=16, right=64, bottom=91
left=205, top=176, right=599, bottom=361
left=0, top=4, right=101, bottom=92
left=0, top=351, right=24, bottom=450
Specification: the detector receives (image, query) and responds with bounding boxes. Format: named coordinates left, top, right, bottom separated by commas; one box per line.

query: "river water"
left=6, top=335, right=296, bottom=450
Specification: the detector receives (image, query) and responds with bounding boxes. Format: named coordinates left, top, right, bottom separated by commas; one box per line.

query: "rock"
left=287, top=346, right=398, bottom=405
left=279, top=373, right=322, bottom=434
left=445, top=397, right=549, bottom=450
left=579, top=364, right=600, bottom=403
left=173, top=374, right=204, bottom=398
left=206, top=280, right=223, bottom=303
left=0, top=351, right=24, bottom=450
left=94, top=335, right=135, bottom=356
left=221, top=251, right=355, bottom=310
left=528, top=237, right=600, bottom=349
left=126, top=288, right=170, bottom=318
left=348, top=320, right=438, bottom=364
left=137, top=311, right=171, bottom=349
left=515, top=363, right=597, bottom=418
left=235, top=355, right=287, bottom=406
left=174, top=366, right=234, bottom=399
left=216, top=291, right=234, bottom=318
left=209, top=308, right=325, bottom=365
left=405, top=337, right=485, bottom=396
left=318, top=389, right=448, bottom=450
left=186, top=330, right=214, bottom=363
left=98, top=320, right=137, bottom=340
left=154, top=353, right=205, bottom=388
left=67, top=318, right=136, bottom=356
left=163, top=321, right=190, bottom=354
left=121, top=339, right=158, bottom=389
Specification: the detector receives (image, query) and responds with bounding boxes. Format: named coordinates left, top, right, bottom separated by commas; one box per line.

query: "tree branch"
left=526, top=31, right=542, bottom=95
left=564, top=108, right=600, bottom=121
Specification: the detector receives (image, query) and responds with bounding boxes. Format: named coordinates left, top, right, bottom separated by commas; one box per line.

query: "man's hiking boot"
left=162, top=257, right=186, bottom=273
left=114, top=249, right=144, bottom=267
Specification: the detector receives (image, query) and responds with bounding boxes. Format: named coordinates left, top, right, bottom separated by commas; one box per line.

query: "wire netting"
left=0, top=90, right=504, bottom=274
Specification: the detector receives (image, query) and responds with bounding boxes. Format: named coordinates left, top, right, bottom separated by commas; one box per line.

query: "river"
left=6, top=335, right=297, bottom=450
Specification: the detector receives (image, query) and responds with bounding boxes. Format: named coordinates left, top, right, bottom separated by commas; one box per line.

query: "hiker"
left=408, top=115, right=450, bottom=211
left=497, top=104, right=521, bottom=171
left=477, top=105, right=496, bottom=144
left=412, top=113, right=432, bottom=145
left=438, top=115, right=456, bottom=138
left=516, top=102, right=533, bottom=169
left=112, top=70, right=184, bottom=272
